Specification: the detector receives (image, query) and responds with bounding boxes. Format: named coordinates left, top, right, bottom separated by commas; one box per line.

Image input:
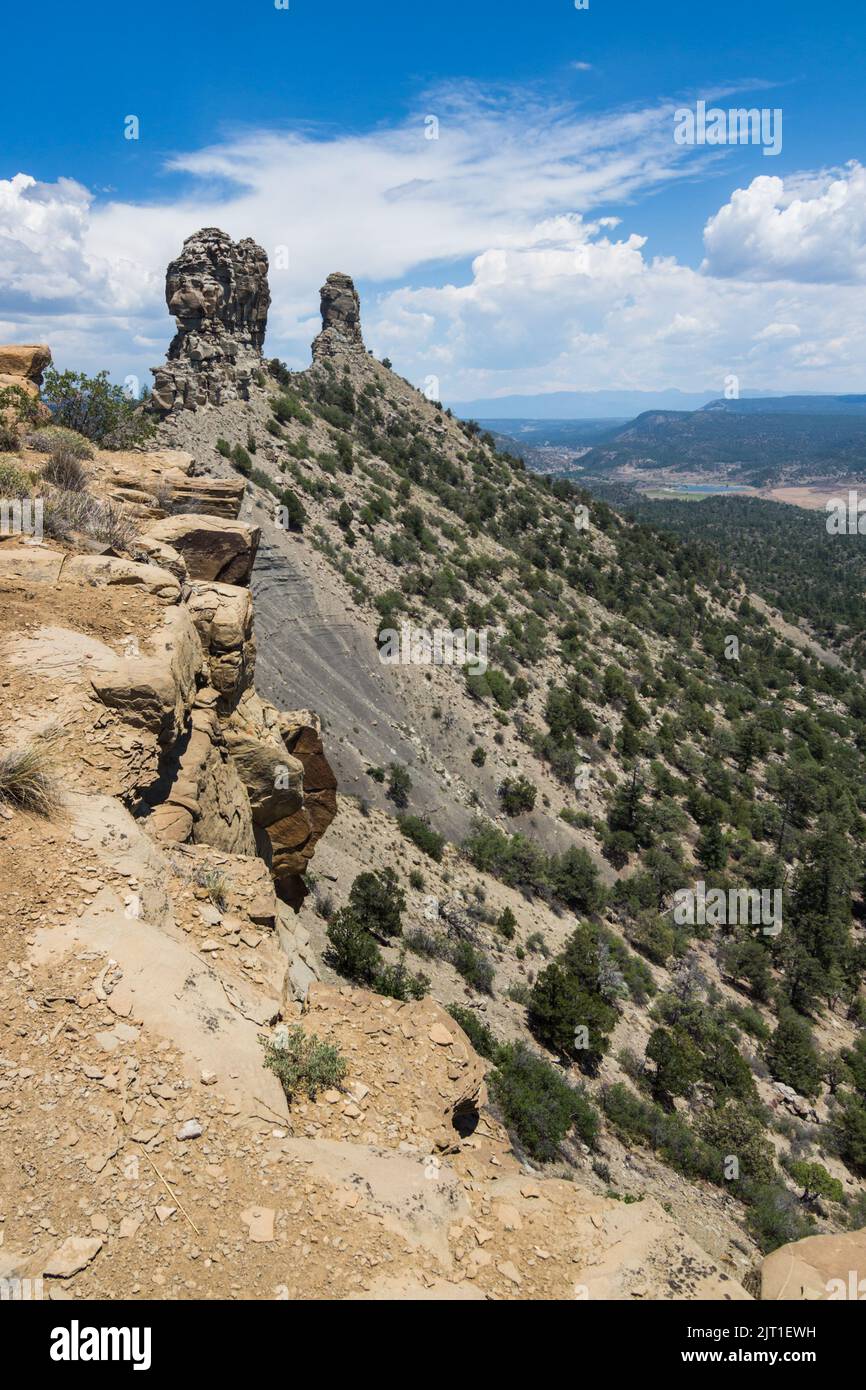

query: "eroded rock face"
left=312, top=272, right=364, bottom=360
left=142, top=515, right=260, bottom=586
left=0, top=343, right=51, bottom=398
left=762, top=1229, right=866, bottom=1300
left=151, top=228, right=270, bottom=413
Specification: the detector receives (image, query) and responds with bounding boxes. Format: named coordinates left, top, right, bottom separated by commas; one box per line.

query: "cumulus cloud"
left=2, top=92, right=866, bottom=397
left=370, top=208, right=866, bottom=399
left=702, top=162, right=866, bottom=282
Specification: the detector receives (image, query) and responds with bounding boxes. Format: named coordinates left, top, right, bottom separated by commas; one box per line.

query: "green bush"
left=490, top=1042, right=599, bottom=1162
left=497, top=906, right=517, bottom=940
left=41, top=368, right=153, bottom=448
left=349, top=868, right=405, bottom=940
left=447, top=1005, right=498, bottom=1060
left=273, top=392, right=313, bottom=427
left=498, top=775, right=537, bottom=816
left=527, top=960, right=616, bottom=1071
left=787, top=1159, right=843, bottom=1204
left=834, top=1092, right=866, bottom=1175
left=231, top=443, right=252, bottom=476
left=0, top=459, right=31, bottom=498
left=375, top=956, right=430, bottom=1001
left=398, top=814, right=444, bottom=861
left=454, top=940, right=495, bottom=995
left=27, top=425, right=93, bottom=459
left=277, top=486, right=306, bottom=532
left=767, top=1009, right=823, bottom=1098
left=325, top=908, right=382, bottom=984
left=260, top=1026, right=347, bottom=1102
left=386, top=761, right=412, bottom=809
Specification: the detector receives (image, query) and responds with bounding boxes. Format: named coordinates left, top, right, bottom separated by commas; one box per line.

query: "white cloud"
left=371, top=208, right=866, bottom=398
left=702, top=162, right=866, bottom=282
left=2, top=95, right=866, bottom=398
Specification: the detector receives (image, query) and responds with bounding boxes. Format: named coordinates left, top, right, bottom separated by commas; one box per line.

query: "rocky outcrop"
left=0, top=342, right=50, bottom=399
left=296, top=983, right=493, bottom=1155
left=762, top=1229, right=866, bottom=1300
left=150, top=228, right=270, bottom=414
left=186, top=581, right=256, bottom=711
left=312, top=272, right=364, bottom=360
left=141, top=514, right=260, bottom=585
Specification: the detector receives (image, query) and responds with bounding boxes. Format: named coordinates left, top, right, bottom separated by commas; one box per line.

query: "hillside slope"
left=145, top=230, right=866, bottom=1283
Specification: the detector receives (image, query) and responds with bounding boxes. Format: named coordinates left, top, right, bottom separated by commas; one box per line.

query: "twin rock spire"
left=151, top=227, right=364, bottom=414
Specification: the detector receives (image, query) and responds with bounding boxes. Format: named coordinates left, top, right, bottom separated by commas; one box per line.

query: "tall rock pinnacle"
left=312, top=272, right=365, bottom=360
left=151, top=228, right=270, bottom=413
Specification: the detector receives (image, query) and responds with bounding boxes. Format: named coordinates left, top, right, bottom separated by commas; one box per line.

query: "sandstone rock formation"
left=142, top=514, right=260, bottom=585
left=312, top=272, right=364, bottom=360
left=0, top=342, right=50, bottom=399
left=151, top=228, right=270, bottom=414
left=761, top=1228, right=866, bottom=1300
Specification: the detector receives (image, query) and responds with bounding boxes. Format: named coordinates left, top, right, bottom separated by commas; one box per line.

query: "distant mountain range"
left=450, top=387, right=791, bottom=420
left=477, top=393, right=866, bottom=486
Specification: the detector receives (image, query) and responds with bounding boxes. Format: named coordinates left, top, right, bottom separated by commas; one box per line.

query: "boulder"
left=141, top=515, right=260, bottom=585
left=0, top=343, right=51, bottom=399
left=762, top=1229, right=866, bottom=1300
left=186, top=580, right=256, bottom=708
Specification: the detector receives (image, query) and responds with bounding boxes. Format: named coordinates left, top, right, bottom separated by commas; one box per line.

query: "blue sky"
left=1, top=0, right=865, bottom=401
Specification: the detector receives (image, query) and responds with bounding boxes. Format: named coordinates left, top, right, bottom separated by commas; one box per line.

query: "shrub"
left=404, top=926, right=450, bottom=959
left=454, top=940, right=495, bottom=995
left=646, top=1026, right=702, bottom=1105
left=216, top=438, right=232, bottom=458
left=0, top=739, right=61, bottom=816
left=192, top=866, right=228, bottom=910
left=325, top=909, right=382, bottom=984
left=0, top=421, right=20, bottom=452
left=527, top=961, right=616, bottom=1071
left=787, top=1159, right=844, bottom=1204
left=699, top=1103, right=776, bottom=1187
left=41, top=368, right=153, bottom=448
left=0, top=459, right=31, bottom=497
left=277, top=486, right=306, bottom=532
left=767, top=1009, right=823, bottom=1099
left=375, top=956, right=429, bottom=1001
left=41, top=445, right=88, bottom=492
left=834, top=1092, right=866, bottom=1175
left=489, top=1042, right=599, bottom=1162
left=41, top=491, right=137, bottom=549
left=349, top=868, right=406, bottom=940
left=27, top=425, right=93, bottom=459
left=231, top=443, right=252, bottom=476
left=398, top=815, right=444, bottom=861
left=260, top=1026, right=347, bottom=1102
left=447, top=1005, right=498, bottom=1060
left=498, top=775, right=537, bottom=816
left=745, top=1183, right=815, bottom=1253
left=498, top=906, right=517, bottom=940
left=386, top=762, right=412, bottom=809
left=471, top=746, right=487, bottom=767
left=273, top=392, right=312, bottom=427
